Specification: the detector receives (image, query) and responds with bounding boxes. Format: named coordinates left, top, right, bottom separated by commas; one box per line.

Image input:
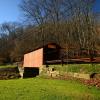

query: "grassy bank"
left=0, top=64, right=100, bottom=74
left=48, top=64, right=100, bottom=74
left=0, top=78, right=99, bottom=100
left=0, top=65, right=16, bottom=68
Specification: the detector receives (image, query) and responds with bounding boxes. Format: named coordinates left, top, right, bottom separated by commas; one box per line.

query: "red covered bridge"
left=23, top=43, right=61, bottom=77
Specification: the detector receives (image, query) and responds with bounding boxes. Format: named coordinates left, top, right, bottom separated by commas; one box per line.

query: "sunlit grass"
left=0, top=78, right=99, bottom=100
left=49, top=64, right=100, bottom=74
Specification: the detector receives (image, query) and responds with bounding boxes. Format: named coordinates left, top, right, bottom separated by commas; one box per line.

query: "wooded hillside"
left=0, top=0, right=100, bottom=64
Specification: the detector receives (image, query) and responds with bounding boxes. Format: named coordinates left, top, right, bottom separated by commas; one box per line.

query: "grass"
left=0, top=64, right=100, bottom=74
left=49, top=64, right=100, bottom=74
left=0, top=65, right=16, bottom=68
left=0, top=78, right=99, bottom=100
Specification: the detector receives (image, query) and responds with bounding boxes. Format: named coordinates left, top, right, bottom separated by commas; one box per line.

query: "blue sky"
left=0, top=0, right=21, bottom=24
left=0, top=0, right=100, bottom=24
left=93, top=0, right=100, bottom=12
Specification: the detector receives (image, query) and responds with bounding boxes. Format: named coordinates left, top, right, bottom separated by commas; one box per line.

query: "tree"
left=0, top=22, right=24, bottom=63
left=0, top=0, right=97, bottom=65
left=20, top=0, right=97, bottom=61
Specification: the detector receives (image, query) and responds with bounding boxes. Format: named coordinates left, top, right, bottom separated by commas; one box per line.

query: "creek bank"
left=0, top=67, right=20, bottom=80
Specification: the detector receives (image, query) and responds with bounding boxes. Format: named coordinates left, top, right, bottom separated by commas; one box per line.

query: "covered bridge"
left=23, top=43, right=61, bottom=77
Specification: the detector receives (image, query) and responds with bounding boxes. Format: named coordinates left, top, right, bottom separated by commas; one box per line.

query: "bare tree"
left=20, top=0, right=97, bottom=63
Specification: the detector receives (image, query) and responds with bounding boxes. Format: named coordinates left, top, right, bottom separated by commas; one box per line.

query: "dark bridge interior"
left=23, top=67, right=39, bottom=78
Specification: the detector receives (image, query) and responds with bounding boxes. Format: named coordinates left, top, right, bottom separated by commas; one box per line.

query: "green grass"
left=49, top=64, right=100, bottom=74
left=0, top=78, right=99, bottom=100
left=0, top=65, right=16, bottom=68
